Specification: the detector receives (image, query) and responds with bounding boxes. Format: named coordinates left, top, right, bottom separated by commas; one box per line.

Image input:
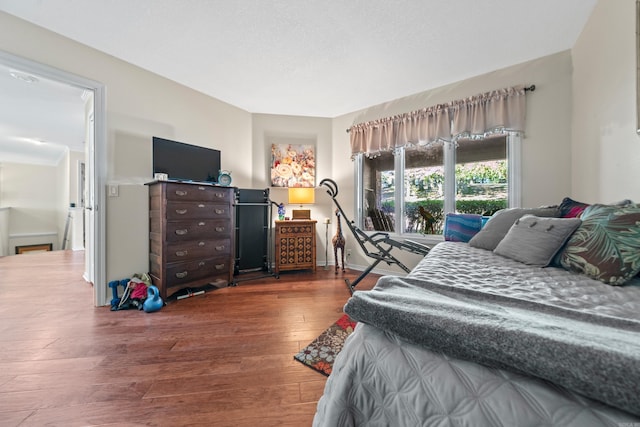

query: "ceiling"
left=0, top=0, right=597, bottom=165
left=0, top=61, right=86, bottom=166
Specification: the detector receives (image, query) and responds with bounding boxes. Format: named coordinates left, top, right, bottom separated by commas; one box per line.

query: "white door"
left=84, top=107, right=95, bottom=294
left=84, top=82, right=108, bottom=307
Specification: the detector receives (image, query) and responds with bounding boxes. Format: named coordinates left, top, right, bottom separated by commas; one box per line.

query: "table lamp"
left=288, top=187, right=315, bottom=220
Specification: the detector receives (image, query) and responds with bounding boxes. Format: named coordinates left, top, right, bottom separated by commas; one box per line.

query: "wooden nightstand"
left=274, top=220, right=317, bottom=275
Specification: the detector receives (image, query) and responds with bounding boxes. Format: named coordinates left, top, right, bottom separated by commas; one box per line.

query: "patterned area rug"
left=294, top=314, right=357, bottom=376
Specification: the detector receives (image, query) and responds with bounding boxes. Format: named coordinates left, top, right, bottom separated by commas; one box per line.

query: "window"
left=356, top=133, right=521, bottom=236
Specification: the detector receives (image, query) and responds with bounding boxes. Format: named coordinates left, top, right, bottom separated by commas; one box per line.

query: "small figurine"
left=332, top=209, right=346, bottom=273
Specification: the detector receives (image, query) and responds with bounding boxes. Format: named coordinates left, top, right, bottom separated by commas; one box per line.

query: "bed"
left=314, top=222, right=640, bottom=426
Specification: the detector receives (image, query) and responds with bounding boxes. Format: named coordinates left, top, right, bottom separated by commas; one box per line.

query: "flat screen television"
left=152, top=137, right=221, bottom=183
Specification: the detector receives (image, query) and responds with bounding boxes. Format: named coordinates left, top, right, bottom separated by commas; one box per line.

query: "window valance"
left=349, top=85, right=528, bottom=158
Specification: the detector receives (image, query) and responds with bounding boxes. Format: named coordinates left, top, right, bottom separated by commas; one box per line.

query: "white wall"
left=0, top=12, right=252, bottom=302
left=0, top=207, right=8, bottom=256
left=251, top=114, right=335, bottom=265
left=4, top=2, right=637, bottom=284
left=242, top=52, right=577, bottom=275
left=572, top=0, right=640, bottom=203
left=58, top=149, right=84, bottom=249
left=57, top=151, right=70, bottom=248
left=68, top=150, right=84, bottom=207
left=0, top=150, right=83, bottom=254
left=330, top=51, right=574, bottom=273
left=0, top=162, right=62, bottom=252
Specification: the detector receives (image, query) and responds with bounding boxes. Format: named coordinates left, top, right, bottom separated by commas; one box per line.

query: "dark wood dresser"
left=148, top=181, right=235, bottom=300
left=274, top=220, right=317, bottom=275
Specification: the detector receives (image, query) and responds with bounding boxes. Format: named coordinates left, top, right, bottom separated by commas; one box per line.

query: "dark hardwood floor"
left=0, top=250, right=378, bottom=427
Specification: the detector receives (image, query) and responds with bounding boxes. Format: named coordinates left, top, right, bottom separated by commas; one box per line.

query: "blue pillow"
left=444, top=213, right=483, bottom=242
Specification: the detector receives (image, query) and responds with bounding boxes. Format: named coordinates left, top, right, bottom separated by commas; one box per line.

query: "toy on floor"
left=108, top=280, right=124, bottom=310
left=176, top=289, right=205, bottom=300
left=110, top=273, right=159, bottom=311
left=143, top=286, right=163, bottom=312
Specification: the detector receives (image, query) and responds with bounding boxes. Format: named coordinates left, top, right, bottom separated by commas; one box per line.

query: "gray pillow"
left=494, top=215, right=582, bottom=266
left=468, top=207, right=560, bottom=251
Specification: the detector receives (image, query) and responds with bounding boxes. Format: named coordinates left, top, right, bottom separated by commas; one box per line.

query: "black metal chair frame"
left=320, top=178, right=431, bottom=294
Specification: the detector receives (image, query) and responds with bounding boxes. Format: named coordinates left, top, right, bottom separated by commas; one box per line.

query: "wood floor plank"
left=0, top=356, right=105, bottom=376
left=0, top=250, right=379, bottom=426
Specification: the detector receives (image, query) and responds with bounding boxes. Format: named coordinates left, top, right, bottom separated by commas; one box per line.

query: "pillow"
left=494, top=215, right=582, bottom=267
left=559, top=204, right=640, bottom=285
left=558, top=197, right=590, bottom=218
left=468, top=207, right=560, bottom=251
left=557, top=197, right=634, bottom=218
left=444, top=213, right=483, bottom=242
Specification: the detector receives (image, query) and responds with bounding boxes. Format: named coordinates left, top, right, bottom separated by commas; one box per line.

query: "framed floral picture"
left=270, top=143, right=315, bottom=187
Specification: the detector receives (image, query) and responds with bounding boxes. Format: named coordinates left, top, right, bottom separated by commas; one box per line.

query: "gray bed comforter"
left=314, top=242, right=640, bottom=426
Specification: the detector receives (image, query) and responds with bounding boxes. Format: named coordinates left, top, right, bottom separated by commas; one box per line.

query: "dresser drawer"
left=276, top=222, right=316, bottom=236
left=164, top=257, right=231, bottom=287
left=164, top=238, right=231, bottom=263
left=166, top=201, right=232, bottom=220
left=165, top=183, right=233, bottom=203
left=164, top=219, right=231, bottom=242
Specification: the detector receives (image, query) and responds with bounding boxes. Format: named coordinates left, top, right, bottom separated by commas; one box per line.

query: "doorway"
left=0, top=50, right=107, bottom=306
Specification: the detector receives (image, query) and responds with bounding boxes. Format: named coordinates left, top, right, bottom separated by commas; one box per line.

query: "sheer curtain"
left=349, top=85, right=527, bottom=157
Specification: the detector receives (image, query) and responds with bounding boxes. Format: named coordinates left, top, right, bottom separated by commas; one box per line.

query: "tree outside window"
left=360, top=135, right=509, bottom=235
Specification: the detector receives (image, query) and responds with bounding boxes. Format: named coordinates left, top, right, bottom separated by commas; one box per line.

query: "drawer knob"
left=215, top=192, right=224, bottom=198
left=198, top=204, right=205, bottom=208
left=175, top=190, right=187, bottom=196
left=198, top=261, right=206, bottom=267
left=175, top=250, right=188, bottom=257
left=198, top=241, right=205, bottom=246
left=214, top=208, right=224, bottom=214
left=175, top=271, right=188, bottom=279
left=175, top=229, right=188, bottom=235
left=198, top=186, right=206, bottom=190
left=215, top=226, right=224, bottom=232
left=215, top=245, right=225, bottom=251
left=176, top=209, right=188, bottom=215
left=215, top=263, right=225, bottom=270
left=198, top=221, right=206, bottom=226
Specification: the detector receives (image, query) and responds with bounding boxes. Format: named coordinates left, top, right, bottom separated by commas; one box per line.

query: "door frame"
left=0, top=50, right=107, bottom=306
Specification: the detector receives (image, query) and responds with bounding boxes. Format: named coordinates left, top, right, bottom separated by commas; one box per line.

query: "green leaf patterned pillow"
left=559, top=204, right=640, bottom=285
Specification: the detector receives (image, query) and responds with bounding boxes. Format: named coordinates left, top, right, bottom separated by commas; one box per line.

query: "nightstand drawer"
left=276, top=223, right=316, bottom=236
